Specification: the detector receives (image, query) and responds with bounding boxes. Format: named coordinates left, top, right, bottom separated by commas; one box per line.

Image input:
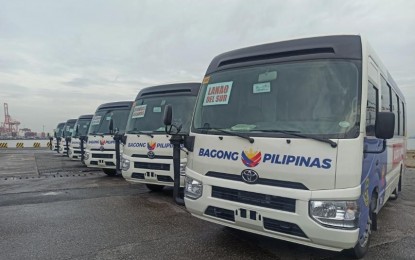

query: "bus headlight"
left=184, top=176, right=203, bottom=200
left=68, top=149, right=72, bottom=156
left=121, top=158, right=130, bottom=171
left=180, top=162, right=187, bottom=176
left=84, top=152, right=90, bottom=160
left=309, top=200, right=359, bottom=229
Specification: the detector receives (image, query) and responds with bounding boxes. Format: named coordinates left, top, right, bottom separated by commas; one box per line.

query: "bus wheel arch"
left=391, top=165, right=403, bottom=200
left=370, top=189, right=378, bottom=231
left=146, top=184, right=165, bottom=192
left=398, top=164, right=403, bottom=192
left=103, top=168, right=117, bottom=176
left=347, top=191, right=377, bottom=258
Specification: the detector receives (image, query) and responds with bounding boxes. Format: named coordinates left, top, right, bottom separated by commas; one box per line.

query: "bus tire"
left=390, top=178, right=401, bottom=201
left=347, top=195, right=376, bottom=259
left=103, top=169, right=117, bottom=176
left=146, top=184, right=164, bottom=192
left=398, top=172, right=402, bottom=192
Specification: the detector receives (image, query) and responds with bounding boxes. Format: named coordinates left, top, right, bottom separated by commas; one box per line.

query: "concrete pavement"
left=0, top=149, right=414, bottom=259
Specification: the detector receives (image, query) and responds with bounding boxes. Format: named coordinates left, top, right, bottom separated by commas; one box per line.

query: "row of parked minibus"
left=50, top=35, right=407, bottom=259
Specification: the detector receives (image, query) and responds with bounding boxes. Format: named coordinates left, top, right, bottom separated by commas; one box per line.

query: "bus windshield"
left=55, top=124, right=65, bottom=137
left=88, top=109, right=130, bottom=135
left=193, top=60, right=360, bottom=138
left=63, top=122, right=76, bottom=137
left=72, top=119, right=91, bottom=137
left=126, top=95, right=196, bottom=134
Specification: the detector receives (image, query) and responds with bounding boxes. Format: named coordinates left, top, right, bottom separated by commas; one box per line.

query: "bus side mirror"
left=375, top=112, right=395, bottom=139
left=109, top=119, right=114, bottom=133
left=121, top=134, right=127, bottom=145
left=54, top=132, right=57, bottom=138
left=75, top=125, right=79, bottom=135
left=163, top=105, right=173, bottom=126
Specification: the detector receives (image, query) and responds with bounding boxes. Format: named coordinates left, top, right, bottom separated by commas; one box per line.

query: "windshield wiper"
left=196, top=125, right=254, bottom=144
left=255, top=129, right=337, bottom=148
left=127, top=130, right=154, bottom=138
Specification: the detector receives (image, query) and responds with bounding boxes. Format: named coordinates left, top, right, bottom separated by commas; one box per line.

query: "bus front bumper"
left=84, top=149, right=117, bottom=169
left=184, top=168, right=360, bottom=252
left=122, top=154, right=185, bottom=187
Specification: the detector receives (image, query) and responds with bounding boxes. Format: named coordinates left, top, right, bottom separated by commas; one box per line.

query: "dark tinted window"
left=88, top=109, right=130, bottom=135
left=366, top=83, right=378, bottom=136
left=72, top=119, right=91, bottom=137
left=63, top=122, right=76, bottom=137
left=401, top=101, right=405, bottom=136
left=381, top=77, right=391, bottom=112
left=126, top=95, right=196, bottom=134
left=391, top=92, right=399, bottom=135
left=193, top=60, right=360, bottom=138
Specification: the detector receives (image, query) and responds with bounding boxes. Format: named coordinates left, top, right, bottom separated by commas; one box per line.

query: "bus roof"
left=56, top=122, right=65, bottom=128
left=65, top=119, right=77, bottom=124
left=205, top=35, right=362, bottom=74
left=96, top=101, right=133, bottom=111
left=78, top=114, right=94, bottom=120
left=135, top=83, right=201, bottom=100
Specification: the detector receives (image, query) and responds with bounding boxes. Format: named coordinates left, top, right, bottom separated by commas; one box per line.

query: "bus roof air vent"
left=218, top=47, right=335, bottom=68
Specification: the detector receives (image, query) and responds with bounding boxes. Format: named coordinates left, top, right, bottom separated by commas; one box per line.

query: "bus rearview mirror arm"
left=113, top=133, right=124, bottom=175
left=163, top=104, right=185, bottom=205
left=80, top=135, right=87, bottom=162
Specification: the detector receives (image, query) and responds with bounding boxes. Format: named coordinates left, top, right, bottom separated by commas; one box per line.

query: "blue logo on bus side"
left=198, top=148, right=332, bottom=169
left=127, top=142, right=177, bottom=149
left=88, top=140, right=114, bottom=145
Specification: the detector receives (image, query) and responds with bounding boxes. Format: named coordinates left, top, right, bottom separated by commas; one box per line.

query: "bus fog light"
left=121, top=158, right=130, bottom=171
left=185, top=176, right=203, bottom=200
left=310, top=200, right=359, bottom=229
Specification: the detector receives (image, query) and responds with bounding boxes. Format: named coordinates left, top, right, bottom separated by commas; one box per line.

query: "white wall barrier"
left=0, top=140, right=51, bottom=149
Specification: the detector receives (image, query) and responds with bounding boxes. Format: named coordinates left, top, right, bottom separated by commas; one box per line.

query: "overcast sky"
left=1, top=0, right=414, bottom=136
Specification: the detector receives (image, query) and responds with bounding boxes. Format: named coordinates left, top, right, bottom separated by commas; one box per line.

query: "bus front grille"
left=211, top=186, right=296, bottom=212
left=91, top=153, right=113, bottom=159
left=134, top=162, right=170, bottom=171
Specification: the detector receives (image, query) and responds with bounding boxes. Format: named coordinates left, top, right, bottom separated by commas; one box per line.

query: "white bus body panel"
left=122, top=134, right=187, bottom=187
left=185, top=134, right=363, bottom=250
left=68, top=137, right=82, bottom=160
left=190, top=135, right=338, bottom=190
left=84, top=135, right=120, bottom=169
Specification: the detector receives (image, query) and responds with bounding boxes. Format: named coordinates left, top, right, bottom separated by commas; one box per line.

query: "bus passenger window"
left=392, top=92, right=399, bottom=135
left=366, top=83, right=378, bottom=136
left=381, top=77, right=391, bottom=112
left=401, top=101, right=405, bottom=136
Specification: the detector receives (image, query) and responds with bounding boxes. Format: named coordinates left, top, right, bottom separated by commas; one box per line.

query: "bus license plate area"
left=235, top=208, right=262, bottom=225
left=98, top=160, right=106, bottom=166
left=145, top=171, right=157, bottom=180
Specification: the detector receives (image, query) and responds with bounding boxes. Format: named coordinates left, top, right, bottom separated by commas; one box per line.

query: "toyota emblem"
left=147, top=151, right=155, bottom=159
left=241, top=169, right=259, bottom=184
